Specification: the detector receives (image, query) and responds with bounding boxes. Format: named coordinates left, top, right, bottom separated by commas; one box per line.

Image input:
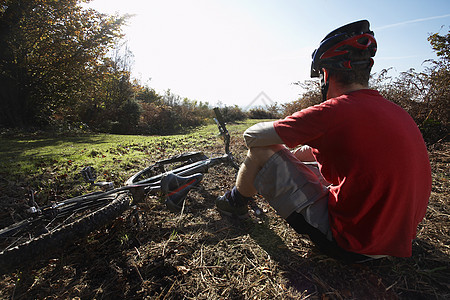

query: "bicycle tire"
left=0, top=192, right=131, bottom=275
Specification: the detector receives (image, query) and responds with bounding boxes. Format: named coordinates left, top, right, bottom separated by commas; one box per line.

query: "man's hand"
left=293, top=145, right=316, bottom=162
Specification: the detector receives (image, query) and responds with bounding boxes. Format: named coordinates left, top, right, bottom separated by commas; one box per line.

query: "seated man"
left=216, top=20, right=431, bottom=263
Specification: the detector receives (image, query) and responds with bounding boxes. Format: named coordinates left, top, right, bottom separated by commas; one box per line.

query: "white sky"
left=83, top=0, right=450, bottom=107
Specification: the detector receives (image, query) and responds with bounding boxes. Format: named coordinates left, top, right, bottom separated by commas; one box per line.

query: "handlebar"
left=213, top=108, right=239, bottom=170
left=213, top=108, right=231, bottom=155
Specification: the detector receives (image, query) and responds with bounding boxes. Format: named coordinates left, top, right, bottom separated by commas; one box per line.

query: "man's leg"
left=217, top=146, right=382, bottom=263
left=217, top=144, right=327, bottom=220
left=235, top=145, right=286, bottom=197
left=215, top=145, right=284, bottom=218
left=217, top=144, right=329, bottom=227
left=286, top=211, right=375, bottom=263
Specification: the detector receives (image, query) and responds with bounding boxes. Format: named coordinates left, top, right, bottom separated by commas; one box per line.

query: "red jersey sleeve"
left=273, top=100, right=335, bottom=149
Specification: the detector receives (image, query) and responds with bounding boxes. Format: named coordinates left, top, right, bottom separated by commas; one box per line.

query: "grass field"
left=0, top=121, right=449, bottom=299
left=0, top=121, right=254, bottom=199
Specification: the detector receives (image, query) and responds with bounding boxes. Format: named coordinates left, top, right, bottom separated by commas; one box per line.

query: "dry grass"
left=0, top=133, right=448, bottom=299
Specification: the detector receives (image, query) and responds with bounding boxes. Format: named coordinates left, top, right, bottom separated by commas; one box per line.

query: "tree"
left=0, top=0, right=127, bottom=127
left=135, top=85, right=162, bottom=104
left=428, top=30, right=450, bottom=62
left=425, top=29, right=449, bottom=126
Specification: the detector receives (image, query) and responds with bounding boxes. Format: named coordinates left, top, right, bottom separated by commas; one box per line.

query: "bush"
left=248, top=103, right=282, bottom=119
left=114, top=99, right=141, bottom=134
left=137, top=99, right=211, bottom=135
left=420, top=119, right=449, bottom=145
left=282, top=80, right=322, bottom=117
left=217, top=105, right=247, bottom=123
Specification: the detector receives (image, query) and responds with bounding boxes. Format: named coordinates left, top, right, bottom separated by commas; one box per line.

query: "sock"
left=229, top=186, right=252, bottom=207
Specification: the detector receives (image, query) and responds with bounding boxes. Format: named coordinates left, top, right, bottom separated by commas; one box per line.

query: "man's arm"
left=243, top=121, right=284, bottom=148
left=244, top=122, right=317, bottom=163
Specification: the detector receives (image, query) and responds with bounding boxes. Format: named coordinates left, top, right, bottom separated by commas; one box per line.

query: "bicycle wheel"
left=0, top=192, right=131, bottom=275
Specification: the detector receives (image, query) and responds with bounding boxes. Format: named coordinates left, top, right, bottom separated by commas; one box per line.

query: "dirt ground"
left=0, top=139, right=449, bottom=299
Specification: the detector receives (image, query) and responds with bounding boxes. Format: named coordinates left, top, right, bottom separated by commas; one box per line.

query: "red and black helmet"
left=310, top=20, right=377, bottom=78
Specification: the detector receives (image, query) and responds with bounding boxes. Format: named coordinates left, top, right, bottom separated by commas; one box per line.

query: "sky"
left=83, top=0, right=450, bottom=108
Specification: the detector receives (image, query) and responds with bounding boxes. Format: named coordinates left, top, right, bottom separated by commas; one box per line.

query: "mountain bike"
left=0, top=108, right=240, bottom=275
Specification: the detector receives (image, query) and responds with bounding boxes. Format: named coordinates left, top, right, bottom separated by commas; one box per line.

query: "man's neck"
left=327, top=82, right=368, bottom=99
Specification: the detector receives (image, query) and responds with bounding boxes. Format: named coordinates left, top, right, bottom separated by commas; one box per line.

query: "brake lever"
left=81, top=166, right=114, bottom=191
left=213, top=108, right=232, bottom=154
left=81, top=166, right=96, bottom=184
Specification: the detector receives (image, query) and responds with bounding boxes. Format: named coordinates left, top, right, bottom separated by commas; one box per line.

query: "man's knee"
left=246, top=145, right=285, bottom=168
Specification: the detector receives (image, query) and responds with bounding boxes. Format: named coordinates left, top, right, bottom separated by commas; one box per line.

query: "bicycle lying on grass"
left=0, top=108, right=240, bottom=275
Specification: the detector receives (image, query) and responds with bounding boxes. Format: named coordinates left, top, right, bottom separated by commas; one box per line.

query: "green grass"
left=0, top=119, right=266, bottom=197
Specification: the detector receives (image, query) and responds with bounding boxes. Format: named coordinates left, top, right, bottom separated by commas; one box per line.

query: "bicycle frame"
left=125, top=107, right=239, bottom=189
left=24, top=107, right=239, bottom=216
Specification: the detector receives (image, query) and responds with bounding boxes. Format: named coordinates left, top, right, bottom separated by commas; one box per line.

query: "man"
left=216, top=20, right=431, bottom=262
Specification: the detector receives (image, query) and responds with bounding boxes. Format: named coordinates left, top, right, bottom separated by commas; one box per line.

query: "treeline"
left=0, top=0, right=209, bottom=134
left=0, top=0, right=268, bottom=135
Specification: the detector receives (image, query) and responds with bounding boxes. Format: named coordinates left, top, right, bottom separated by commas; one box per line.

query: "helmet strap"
left=319, top=71, right=329, bottom=102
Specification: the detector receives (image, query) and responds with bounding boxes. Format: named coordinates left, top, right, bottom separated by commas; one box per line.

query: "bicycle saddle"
left=161, top=172, right=204, bottom=212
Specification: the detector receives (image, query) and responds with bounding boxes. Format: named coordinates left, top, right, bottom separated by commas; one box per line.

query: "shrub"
left=248, top=108, right=277, bottom=119
left=247, top=103, right=282, bottom=119
left=217, top=105, right=247, bottom=123
left=137, top=98, right=211, bottom=135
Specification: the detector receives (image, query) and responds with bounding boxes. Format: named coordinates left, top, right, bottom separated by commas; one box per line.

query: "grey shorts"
left=254, top=148, right=333, bottom=240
